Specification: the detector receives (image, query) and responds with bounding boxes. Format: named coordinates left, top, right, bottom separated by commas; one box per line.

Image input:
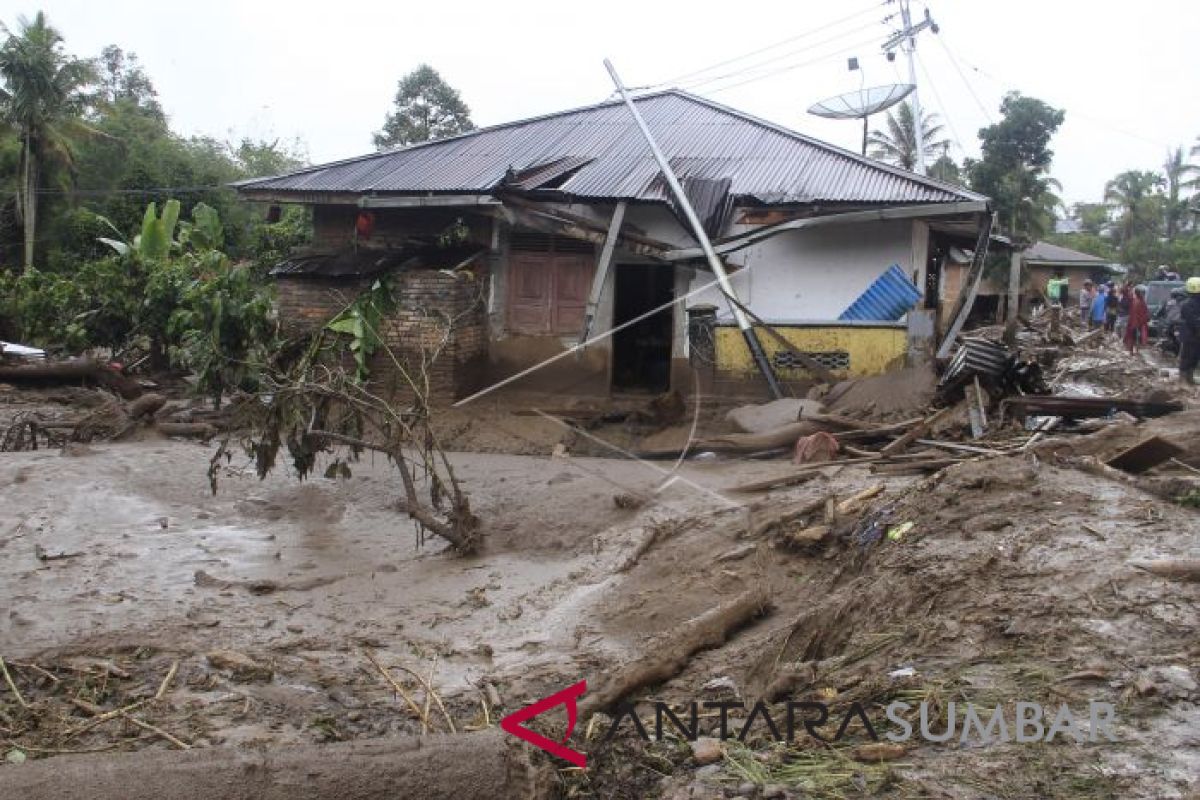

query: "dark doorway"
left=612, top=264, right=674, bottom=392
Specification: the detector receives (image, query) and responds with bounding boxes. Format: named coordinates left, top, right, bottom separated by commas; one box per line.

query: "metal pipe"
left=603, top=58, right=783, bottom=399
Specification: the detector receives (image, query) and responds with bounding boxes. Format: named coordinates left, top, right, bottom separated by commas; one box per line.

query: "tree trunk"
left=21, top=134, right=38, bottom=274
left=3, top=731, right=553, bottom=800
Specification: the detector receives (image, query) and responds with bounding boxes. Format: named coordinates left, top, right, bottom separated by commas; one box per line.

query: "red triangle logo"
left=499, top=679, right=588, bottom=768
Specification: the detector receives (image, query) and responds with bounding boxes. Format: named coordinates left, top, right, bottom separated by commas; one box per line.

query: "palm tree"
left=1104, top=170, right=1163, bottom=245
left=866, top=101, right=950, bottom=171
left=0, top=12, right=95, bottom=272
left=1162, top=146, right=1196, bottom=240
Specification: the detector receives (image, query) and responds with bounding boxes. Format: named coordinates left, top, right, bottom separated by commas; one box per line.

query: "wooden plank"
left=1105, top=436, right=1186, bottom=474
left=880, top=406, right=955, bottom=457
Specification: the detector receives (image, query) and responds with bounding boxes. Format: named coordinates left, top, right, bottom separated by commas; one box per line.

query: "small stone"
left=691, top=736, right=723, bottom=765
left=286, top=624, right=303, bottom=634
left=761, top=785, right=786, bottom=799
left=695, top=764, right=723, bottom=780
left=734, top=782, right=757, bottom=797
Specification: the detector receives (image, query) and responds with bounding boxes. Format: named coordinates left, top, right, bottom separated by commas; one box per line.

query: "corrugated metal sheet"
left=237, top=91, right=984, bottom=207
left=838, top=264, right=923, bottom=321
left=272, top=244, right=485, bottom=277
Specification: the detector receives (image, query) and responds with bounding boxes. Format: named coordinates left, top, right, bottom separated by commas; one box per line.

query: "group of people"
left=1078, top=280, right=1152, bottom=353
left=1074, top=276, right=1200, bottom=385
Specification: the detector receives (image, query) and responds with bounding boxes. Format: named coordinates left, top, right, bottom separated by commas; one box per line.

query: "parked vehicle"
left=1147, top=280, right=1185, bottom=337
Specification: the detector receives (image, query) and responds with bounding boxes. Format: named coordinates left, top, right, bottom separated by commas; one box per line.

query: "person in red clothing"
left=1125, top=284, right=1151, bottom=354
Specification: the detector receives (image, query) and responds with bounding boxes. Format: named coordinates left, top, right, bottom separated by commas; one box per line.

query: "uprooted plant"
left=209, top=276, right=482, bottom=554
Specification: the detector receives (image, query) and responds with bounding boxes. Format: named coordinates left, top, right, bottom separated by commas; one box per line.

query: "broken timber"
left=579, top=200, right=627, bottom=344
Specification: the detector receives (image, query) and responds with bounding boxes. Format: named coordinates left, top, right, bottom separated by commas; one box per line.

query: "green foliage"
left=169, top=251, right=275, bottom=407
left=867, top=101, right=949, bottom=171
left=0, top=11, right=97, bottom=271
left=968, top=92, right=1065, bottom=241
left=325, top=278, right=395, bottom=381
left=373, top=64, right=474, bottom=150
left=0, top=256, right=138, bottom=351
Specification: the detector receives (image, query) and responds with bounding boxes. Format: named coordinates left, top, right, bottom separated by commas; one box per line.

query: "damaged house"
left=234, top=90, right=992, bottom=402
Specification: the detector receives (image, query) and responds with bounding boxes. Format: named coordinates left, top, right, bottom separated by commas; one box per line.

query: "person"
left=1104, top=282, right=1120, bottom=333
left=1115, top=284, right=1132, bottom=339
left=1180, top=277, right=1200, bottom=385
left=1047, top=274, right=1068, bottom=307
left=1125, top=285, right=1150, bottom=354
left=1078, top=280, right=1095, bottom=325
left=1157, top=265, right=1181, bottom=281
left=1090, top=284, right=1108, bottom=329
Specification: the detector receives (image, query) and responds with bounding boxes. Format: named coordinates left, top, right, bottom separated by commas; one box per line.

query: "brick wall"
left=276, top=275, right=369, bottom=335
left=276, top=269, right=487, bottom=405
left=369, top=269, right=488, bottom=404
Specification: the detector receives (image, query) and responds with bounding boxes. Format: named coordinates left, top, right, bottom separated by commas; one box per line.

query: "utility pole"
left=604, top=59, right=783, bottom=399
left=883, top=0, right=938, bottom=175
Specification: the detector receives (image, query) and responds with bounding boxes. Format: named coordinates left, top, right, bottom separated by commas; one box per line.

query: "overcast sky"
left=21, top=0, right=1200, bottom=208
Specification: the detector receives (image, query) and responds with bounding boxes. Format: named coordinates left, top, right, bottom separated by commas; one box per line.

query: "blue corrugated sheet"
left=838, top=264, right=922, bottom=321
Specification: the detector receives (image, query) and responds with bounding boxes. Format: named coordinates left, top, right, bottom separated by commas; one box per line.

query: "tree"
left=968, top=92, right=1065, bottom=241
left=1104, top=169, right=1166, bottom=271
left=0, top=12, right=95, bottom=272
left=867, top=101, right=949, bottom=171
left=1162, top=146, right=1196, bottom=240
left=93, top=45, right=161, bottom=121
left=373, top=64, right=473, bottom=150
left=928, top=148, right=962, bottom=185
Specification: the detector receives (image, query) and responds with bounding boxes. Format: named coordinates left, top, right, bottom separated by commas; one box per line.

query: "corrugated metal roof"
left=237, top=90, right=984, bottom=206
left=1023, top=240, right=1109, bottom=265
left=838, top=264, right=922, bottom=321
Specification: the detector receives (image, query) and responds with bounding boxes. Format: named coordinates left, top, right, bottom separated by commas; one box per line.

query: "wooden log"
left=3, top=730, right=552, bottom=800
left=880, top=407, right=954, bottom=457
left=579, top=588, right=771, bottom=719
left=126, top=392, right=168, bottom=419
left=154, top=422, right=218, bottom=439
left=0, top=359, right=142, bottom=400
left=1130, top=560, right=1200, bottom=582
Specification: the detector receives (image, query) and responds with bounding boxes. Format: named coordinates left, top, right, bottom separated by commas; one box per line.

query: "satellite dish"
left=807, top=83, right=915, bottom=155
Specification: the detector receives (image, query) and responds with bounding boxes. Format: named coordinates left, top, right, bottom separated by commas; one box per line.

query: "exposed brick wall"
left=276, top=276, right=370, bottom=335
left=369, top=269, right=488, bottom=405
left=276, top=268, right=487, bottom=405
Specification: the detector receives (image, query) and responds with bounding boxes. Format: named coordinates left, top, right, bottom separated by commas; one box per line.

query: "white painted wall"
left=682, top=218, right=917, bottom=322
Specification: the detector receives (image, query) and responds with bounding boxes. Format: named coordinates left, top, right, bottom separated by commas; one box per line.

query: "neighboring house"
left=940, top=240, right=1116, bottom=323
left=235, top=90, right=991, bottom=402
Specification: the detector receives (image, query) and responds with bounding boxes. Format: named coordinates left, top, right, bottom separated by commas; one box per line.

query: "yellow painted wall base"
left=714, top=324, right=908, bottom=379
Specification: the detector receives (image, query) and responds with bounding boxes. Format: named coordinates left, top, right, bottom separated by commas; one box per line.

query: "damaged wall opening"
left=612, top=263, right=674, bottom=393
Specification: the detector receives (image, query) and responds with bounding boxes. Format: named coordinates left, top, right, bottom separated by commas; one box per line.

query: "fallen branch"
left=1130, top=560, right=1200, bottom=582
left=880, top=407, right=954, bottom=457
left=579, top=588, right=772, bottom=719
left=0, top=656, right=29, bottom=710
left=0, top=359, right=142, bottom=400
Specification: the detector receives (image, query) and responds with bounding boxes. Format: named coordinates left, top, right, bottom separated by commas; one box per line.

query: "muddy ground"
left=1, top=348, right=1198, bottom=799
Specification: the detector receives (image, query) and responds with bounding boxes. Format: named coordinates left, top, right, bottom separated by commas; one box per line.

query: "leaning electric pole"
left=883, top=0, right=938, bottom=175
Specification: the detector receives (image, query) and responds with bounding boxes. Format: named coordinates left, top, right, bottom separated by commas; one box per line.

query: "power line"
left=677, top=24, right=886, bottom=93
left=934, top=35, right=994, bottom=123
left=32, top=185, right=237, bottom=196
left=652, top=1, right=889, bottom=89
left=691, top=33, right=886, bottom=95
left=914, top=49, right=968, bottom=160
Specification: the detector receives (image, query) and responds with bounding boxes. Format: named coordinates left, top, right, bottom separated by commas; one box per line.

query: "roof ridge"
left=234, top=90, right=683, bottom=189
left=665, top=89, right=985, bottom=202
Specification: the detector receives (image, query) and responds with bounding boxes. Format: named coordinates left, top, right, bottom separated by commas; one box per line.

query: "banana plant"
left=96, top=199, right=181, bottom=261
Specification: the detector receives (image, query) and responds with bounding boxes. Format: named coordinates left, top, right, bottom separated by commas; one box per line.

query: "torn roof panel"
left=272, top=244, right=486, bottom=278
left=237, top=90, right=985, bottom=207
